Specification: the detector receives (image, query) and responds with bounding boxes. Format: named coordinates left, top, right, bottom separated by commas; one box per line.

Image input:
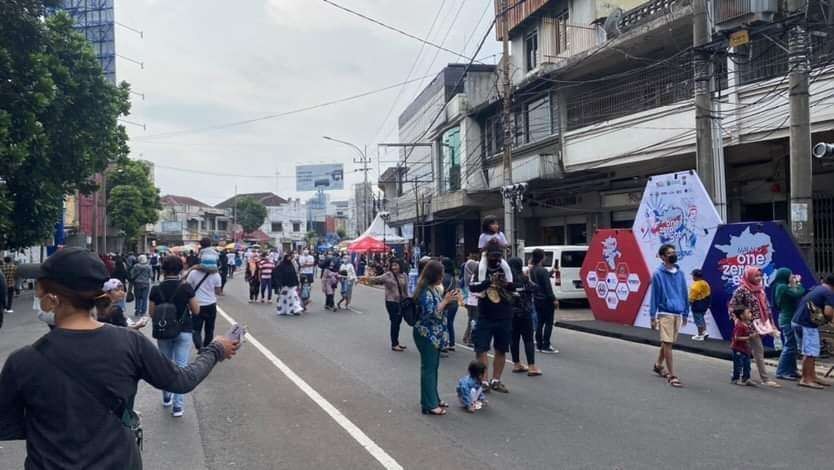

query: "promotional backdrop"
left=580, top=230, right=649, bottom=325
left=632, top=171, right=723, bottom=338
left=701, top=222, right=817, bottom=340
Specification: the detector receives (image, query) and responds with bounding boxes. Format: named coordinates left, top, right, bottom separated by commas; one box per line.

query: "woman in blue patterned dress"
left=413, top=260, right=461, bottom=416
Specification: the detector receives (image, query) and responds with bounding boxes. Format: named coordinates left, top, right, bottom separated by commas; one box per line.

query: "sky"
left=117, top=0, right=500, bottom=206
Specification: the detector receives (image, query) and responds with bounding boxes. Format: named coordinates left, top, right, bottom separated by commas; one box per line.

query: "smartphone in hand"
left=225, top=323, right=247, bottom=345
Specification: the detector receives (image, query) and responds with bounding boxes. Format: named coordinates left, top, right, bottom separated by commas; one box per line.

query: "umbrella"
left=225, top=242, right=237, bottom=250
left=348, top=236, right=391, bottom=254
left=155, top=245, right=169, bottom=252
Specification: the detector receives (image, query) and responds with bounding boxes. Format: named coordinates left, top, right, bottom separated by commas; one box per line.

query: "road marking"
left=454, top=343, right=513, bottom=365
left=216, top=306, right=403, bottom=470
left=348, top=307, right=365, bottom=315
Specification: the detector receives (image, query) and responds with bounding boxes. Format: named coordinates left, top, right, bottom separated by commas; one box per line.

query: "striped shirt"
left=258, top=260, right=275, bottom=279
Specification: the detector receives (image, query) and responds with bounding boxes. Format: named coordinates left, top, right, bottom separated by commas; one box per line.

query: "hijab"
left=740, top=266, right=771, bottom=322
left=770, top=267, right=792, bottom=311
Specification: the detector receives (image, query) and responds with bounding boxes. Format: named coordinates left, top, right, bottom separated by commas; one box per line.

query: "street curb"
left=556, top=321, right=734, bottom=361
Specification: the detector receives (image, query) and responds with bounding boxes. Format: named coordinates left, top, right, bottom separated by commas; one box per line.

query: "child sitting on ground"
left=478, top=215, right=513, bottom=284
left=731, top=308, right=756, bottom=386
left=457, top=360, right=488, bottom=413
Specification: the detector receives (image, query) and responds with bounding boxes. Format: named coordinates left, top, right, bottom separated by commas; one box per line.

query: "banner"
left=701, top=222, right=817, bottom=340
left=632, top=171, right=723, bottom=338
left=296, top=164, right=344, bottom=191
left=580, top=230, right=649, bottom=325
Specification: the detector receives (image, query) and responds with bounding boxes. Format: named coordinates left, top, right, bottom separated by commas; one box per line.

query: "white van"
left=523, top=245, right=589, bottom=301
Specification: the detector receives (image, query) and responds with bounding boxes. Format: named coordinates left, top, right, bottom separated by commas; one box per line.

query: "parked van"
left=523, top=245, right=589, bottom=301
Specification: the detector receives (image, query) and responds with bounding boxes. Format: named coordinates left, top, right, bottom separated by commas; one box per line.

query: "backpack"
left=152, top=275, right=206, bottom=340
left=394, top=273, right=420, bottom=326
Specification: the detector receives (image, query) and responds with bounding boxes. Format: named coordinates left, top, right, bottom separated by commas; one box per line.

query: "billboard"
left=296, top=164, right=344, bottom=191
left=632, top=171, right=723, bottom=338
left=580, top=229, right=650, bottom=325
left=701, top=222, right=817, bottom=340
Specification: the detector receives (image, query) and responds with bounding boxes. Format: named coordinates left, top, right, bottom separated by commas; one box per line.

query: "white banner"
left=632, top=171, right=723, bottom=338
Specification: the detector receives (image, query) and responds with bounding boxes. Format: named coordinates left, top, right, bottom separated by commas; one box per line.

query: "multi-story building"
left=382, top=0, right=834, bottom=273
left=215, top=192, right=308, bottom=250
left=353, top=182, right=376, bottom=236
left=153, top=195, right=229, bottom=247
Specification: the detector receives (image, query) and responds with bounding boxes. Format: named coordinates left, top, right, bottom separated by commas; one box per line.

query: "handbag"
left=808, top=300, right=830, bottom=326
left=753, top=317, right=776, bottom=335
left=33, top=337, right=143, bottom=453
left=125, top=283, right=135, bottom=303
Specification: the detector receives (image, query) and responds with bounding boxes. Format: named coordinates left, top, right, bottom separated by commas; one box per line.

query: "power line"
left=320, top=0, right=476, bottom=62
left=133, top=73, right=437, bottom=141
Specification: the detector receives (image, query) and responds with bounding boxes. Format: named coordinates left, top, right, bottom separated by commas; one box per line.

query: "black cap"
left=35, top=247, right=110, bottom=291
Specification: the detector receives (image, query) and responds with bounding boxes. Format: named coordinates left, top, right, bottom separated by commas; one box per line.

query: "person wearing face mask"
left=298, top=249, right=316, bottom=285
left=649, top=244, right=689, bottom=388
left=0, top=247, right=239, bottom=470
left=336, top=255, right=357, bottom=311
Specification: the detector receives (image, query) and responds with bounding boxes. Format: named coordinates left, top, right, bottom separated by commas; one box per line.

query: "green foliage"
left=336, top=228, right=347, bottom=239
left=0, top=5, right=131, bottom=249
left=107, top=160, right=161, bottom=245
left=235, top=197, right=268, bottom=234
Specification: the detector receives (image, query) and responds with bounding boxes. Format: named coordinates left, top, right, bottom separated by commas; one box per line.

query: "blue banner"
left=701, top=222, right=817, bottom=340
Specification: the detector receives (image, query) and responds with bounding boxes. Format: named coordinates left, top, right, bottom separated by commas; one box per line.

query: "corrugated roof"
left=215, top=192, right=288, bottom=209
left=160, top=194, right=212, bottom=208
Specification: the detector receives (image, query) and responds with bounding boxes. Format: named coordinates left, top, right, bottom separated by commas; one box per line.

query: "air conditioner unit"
left=715, top=0, right=779, bottom=30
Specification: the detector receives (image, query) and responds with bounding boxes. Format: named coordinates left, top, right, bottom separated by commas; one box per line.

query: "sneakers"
left=172, top=407, right=184, bottom=417
left=691, top=334, right=705, bottom=341
left=539, top=346, right=559, bottom=354
left=162, top=393, right=173, bottom=408
left=490, top=380, right=509, bottom=393
left=4, top=309, right=12, bottom=314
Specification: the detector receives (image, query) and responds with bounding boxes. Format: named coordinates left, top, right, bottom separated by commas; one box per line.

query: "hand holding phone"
left=225, top=323, right=247, bottom=344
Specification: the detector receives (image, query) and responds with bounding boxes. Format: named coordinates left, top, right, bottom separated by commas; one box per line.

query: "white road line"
left=348, top=307, right=365, bottom=315
left=215, top=306, right=403, bottom=470
left=454, top=343, right=513, bottom=365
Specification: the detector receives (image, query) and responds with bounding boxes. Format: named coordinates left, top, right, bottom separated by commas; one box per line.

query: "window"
left=271, top=222, right=283, bottom=233
left=292, top=222, right=301, bottom=232
left=482, top=114, right=504, bottom=160
left=525, top=29, right=538, bottom=72
left=439, top=127, right=461, bottom=193
left=561, top=250, right=587, bottom=268
left=567, top=223, right=587, bottom=244
left=526, top=95, right=551, bottom=143
left=218, top=220, right=228, bottom=231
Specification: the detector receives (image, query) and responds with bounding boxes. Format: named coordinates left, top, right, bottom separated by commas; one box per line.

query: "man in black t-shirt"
left=469, top=242, right=515, bottom=393
left=148, top=256, right=199, bottom=417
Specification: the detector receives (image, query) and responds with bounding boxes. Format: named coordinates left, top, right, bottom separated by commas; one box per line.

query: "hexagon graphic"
left=585, top=271, right=599, bottom=289
left=580, top=229, right=651, bottom=325
left=605, top=291, right=619, bottom=310
left=627, top=273, right=641, bottom=292
left=606, top=272, right=618, bottom=291
left=616, top=282, right=630, bottom=301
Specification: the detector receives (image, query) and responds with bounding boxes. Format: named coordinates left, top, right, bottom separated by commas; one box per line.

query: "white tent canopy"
left=360, top=213, right=407, bottom=244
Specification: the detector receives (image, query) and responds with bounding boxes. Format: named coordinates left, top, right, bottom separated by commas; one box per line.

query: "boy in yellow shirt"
left=689, top=269, right=711, bottom=341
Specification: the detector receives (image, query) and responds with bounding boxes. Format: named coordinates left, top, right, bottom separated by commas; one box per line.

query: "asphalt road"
left=1, top=276, right=832, bottom=469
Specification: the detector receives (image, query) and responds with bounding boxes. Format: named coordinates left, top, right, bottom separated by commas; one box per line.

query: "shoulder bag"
left=33, top=336, right=144, bottom=455
left=394, top=273, right=418, bottom=326
left=808, top=300, right=831, bottom=326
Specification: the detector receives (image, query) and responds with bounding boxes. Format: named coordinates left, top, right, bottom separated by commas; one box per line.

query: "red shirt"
left=731, top=321, right=752, bottom=355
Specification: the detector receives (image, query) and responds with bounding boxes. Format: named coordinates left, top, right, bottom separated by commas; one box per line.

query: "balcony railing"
left=714, top=0, right=778, bottom=26
left=541, top=21, right=604, bottom=62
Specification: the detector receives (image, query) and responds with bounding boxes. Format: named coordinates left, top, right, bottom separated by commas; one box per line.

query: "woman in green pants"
left=413, top=260, right=460, bottom=416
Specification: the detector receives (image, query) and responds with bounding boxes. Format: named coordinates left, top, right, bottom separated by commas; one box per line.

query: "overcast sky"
left=117, top=0, right=500, bottom=206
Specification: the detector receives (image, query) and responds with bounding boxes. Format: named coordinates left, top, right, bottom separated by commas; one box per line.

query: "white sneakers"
left=691, top=334, right=709, bottom=341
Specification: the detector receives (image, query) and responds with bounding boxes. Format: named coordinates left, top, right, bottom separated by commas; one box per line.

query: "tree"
left=0, top=3, right=131, bottom=249
left=336, top=228, right=347, bottom=239
left=107, top=160, right=161, bottom=247
left=236, top=197, right=267, bottom=234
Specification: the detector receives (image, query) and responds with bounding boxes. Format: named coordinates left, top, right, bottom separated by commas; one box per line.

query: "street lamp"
left=323, top=136, right=372, bottom=233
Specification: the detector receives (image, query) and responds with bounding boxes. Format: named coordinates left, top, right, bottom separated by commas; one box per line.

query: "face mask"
left=667, top=254, right=678, bottom=264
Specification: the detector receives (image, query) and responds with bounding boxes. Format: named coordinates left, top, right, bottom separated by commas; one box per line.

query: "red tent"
left=348, top=235, right=390, bottom=254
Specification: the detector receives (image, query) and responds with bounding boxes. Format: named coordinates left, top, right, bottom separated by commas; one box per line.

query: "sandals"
left=798, top=381, right=825, bottom=390
left=653, top=364, right=669, bottom=379
left=667, top=376, right=683, bottom=388
left=527, top=369, right=543, bottom=377
left=391, top=345, right=406, bottom=352
left=438, top=401, right=449, bottom=408
left=421, top=407, right=447, bottom=416
left=512, top=365, right=529, bottom=374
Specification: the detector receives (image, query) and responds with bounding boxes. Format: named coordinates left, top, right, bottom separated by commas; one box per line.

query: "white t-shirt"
left=226, top=252, right=236, bottom=265
left=299, top=255, right=315, bottom=274
left=186, top=270, right=222, bottom=306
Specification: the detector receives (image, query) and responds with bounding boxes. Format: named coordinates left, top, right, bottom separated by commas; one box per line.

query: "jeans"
left=260, top=279, right=272, bottom=300
left=151, top=266, right=161, bottom=282
left=192, top=304, right=217, bottom=350
left=462, top=305, right=478, bottom=345
left=413, top=329, right=440, bottom=411
left=134, top=284, right=150, bottom=316
left=158, top=332, right=193, bottom=409
left=325, top=294, right=335, bottom=309
left=445, top=304, right=458, bottom=348
left=732, top=350, right=751, bottom=382
left=511, top=316, right=535, bottom=364
left=776, top=317, right=799, bottom=378
left=385, top=301, right=402, bottom=347
left=534, top=300, right=555, bottom=349
left=5, top=287, right=14, bottom=310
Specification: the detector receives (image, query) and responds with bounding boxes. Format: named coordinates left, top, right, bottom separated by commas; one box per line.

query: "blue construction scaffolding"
left=49, top=0, right=116, bottom=84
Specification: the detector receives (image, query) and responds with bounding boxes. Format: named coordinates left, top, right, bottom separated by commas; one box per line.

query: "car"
left=523, top=245, right=589, bottom=301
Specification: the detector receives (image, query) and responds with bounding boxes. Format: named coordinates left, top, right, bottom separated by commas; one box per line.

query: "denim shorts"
left=692, top=311, right=707, bottom=329
left=794, top=324, right=821, bottom=358
left=472, top=317, right=512, bottom=354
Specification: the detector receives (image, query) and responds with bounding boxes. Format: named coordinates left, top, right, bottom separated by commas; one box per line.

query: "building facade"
left=153, top=195, right=229, bottom=247
left=381, top=0, right=834, bottom=273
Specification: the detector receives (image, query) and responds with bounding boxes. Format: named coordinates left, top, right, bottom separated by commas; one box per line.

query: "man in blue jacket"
left=650, top=244, right=689, bottom=388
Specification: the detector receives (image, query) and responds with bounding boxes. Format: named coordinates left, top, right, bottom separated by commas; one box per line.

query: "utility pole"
left=693, top=0, right=727, bottom=221
left=500, top=0, right=515, bottom=256
left=788, top=0, right=814, bottom=267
